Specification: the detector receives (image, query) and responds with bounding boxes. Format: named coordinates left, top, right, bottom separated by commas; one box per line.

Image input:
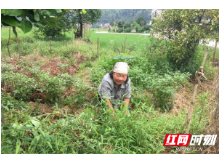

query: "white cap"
left=113, top=62, right=129, bottom=74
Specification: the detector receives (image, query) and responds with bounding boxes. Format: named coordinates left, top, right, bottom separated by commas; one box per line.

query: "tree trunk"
left=79, top=22, right=83, bottom=38
left=78, top=12, right=83, bottom=38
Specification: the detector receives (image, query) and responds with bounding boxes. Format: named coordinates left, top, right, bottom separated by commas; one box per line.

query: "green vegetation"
left=94, top=9, right=152, bottom=33
left=152, top=9, right=219, bottom=71
left=109, top=17, right=152, bottom=33
left=1, top=9, right=66, bottom=34
left=1, top=9, right=219, bottom=154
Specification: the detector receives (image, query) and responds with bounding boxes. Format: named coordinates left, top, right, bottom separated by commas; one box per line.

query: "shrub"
left=1, top=72, right=37, bottom=101
left=1, top=66, right=70, bottom=103
left=124, top=27, right=131, bottom=33
left=146, top=71, right=190, bottom=110
left=37, top=73, right=66, bottom=103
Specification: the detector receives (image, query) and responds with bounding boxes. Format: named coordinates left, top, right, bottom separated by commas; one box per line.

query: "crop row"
left=1, top=62, right=92, bottom=108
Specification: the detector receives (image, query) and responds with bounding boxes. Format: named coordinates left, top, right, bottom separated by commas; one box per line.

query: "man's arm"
left=123, top=98, right=130, bottom=108
left=123, top=98, right=130, bottom=115
left=106, top=99, right=115, bottom=113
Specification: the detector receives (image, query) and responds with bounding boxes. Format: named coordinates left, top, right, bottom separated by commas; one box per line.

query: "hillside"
left=97, top=9, right=152, bottom=24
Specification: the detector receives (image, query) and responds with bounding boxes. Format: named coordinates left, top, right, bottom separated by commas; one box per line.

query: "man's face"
left=113, top=72, right=127, bottom=86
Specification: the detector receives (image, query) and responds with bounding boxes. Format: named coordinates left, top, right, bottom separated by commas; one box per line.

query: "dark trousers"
left=98, top=94, right=102, bottom=102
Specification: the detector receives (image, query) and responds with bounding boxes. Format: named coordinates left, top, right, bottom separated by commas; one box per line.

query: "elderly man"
left=98, top=62, right=131, bottom=113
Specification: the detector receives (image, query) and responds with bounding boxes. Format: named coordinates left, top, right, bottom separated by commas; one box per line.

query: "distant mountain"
left=97, top=9, right=152, bottom=24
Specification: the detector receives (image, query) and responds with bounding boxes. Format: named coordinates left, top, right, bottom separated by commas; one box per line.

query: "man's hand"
left=105, top=99, right=115, bottom=114
left=123, top=98, right=130, bottom=115
left=123, top=98, right=130, bottom=108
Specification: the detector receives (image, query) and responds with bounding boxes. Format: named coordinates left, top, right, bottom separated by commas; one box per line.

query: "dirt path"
left=96, top=31, right=150, bottom=36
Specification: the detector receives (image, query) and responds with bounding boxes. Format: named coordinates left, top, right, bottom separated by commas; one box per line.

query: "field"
left=89, top=31, right=151, bottom=50
left=1, top=27, right=219, bottom=154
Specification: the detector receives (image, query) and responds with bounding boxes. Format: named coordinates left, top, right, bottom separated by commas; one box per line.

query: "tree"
left=73, top=9, right=102, bottom=38
left=117, top=21, right=125, bottom=33
left=1, top=9, right=66, bottom=36
left=136, top=17, right=146, bottom=27
left=35, top=10, right=72, bottom=38
left=124, top=23, right=131, bottom=32
left=131, top=20, right=141, bottom=32
left=135, top=17, right=147, bottom=32
left=151, top=9, right=219, bottom=70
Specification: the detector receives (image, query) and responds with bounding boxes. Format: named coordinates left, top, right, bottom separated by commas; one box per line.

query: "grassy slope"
left=1, top=27, right=219, bottom=154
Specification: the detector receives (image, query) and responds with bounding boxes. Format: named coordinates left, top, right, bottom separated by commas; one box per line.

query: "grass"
left=1, top=27, right=34, bottom=38
left=1, top=28, right=98, bottom=60
left=89, top=30, right=151, bottom=51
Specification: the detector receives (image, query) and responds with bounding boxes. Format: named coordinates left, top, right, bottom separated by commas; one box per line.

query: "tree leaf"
left=42, top=10, right=52, bottom=16
left=20, top=18, right=32, bottom=33
left=42, top=9, right=59, bottom=16
left=55, top=9, right=62, bottom=13
left=34, top=12, right=40, bottom=21
left=82, top=9, right=87, bottom=14
left=1, top=9, right=10, bottom=14
left=1, top=15, right=20, bottom=26
left=4, top=9, right=23, bottom=16
left=35, top=22, right=44, bottom=27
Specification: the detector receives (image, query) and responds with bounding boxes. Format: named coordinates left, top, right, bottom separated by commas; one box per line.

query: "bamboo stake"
left=50, top=38, right=52, bottom=57
left=12, top=27, right=20, bottom=58
left=185, top=84, right=199, bottom=134
left=17, top=37, right=20, bottom=58
left=97, top=37, right=99, bottom=55
left=181, top=50, right=208, bottom=154
left=187, top=50, right=208, bottom=131
left=7, top=27, right=11, bottom=58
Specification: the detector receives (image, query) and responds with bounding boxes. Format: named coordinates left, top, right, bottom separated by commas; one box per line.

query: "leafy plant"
left=1, top=72, right=37, bottom=101
left=146, top=71, right=190, bottom=110
left=1, top=9, right=65, bottom=34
